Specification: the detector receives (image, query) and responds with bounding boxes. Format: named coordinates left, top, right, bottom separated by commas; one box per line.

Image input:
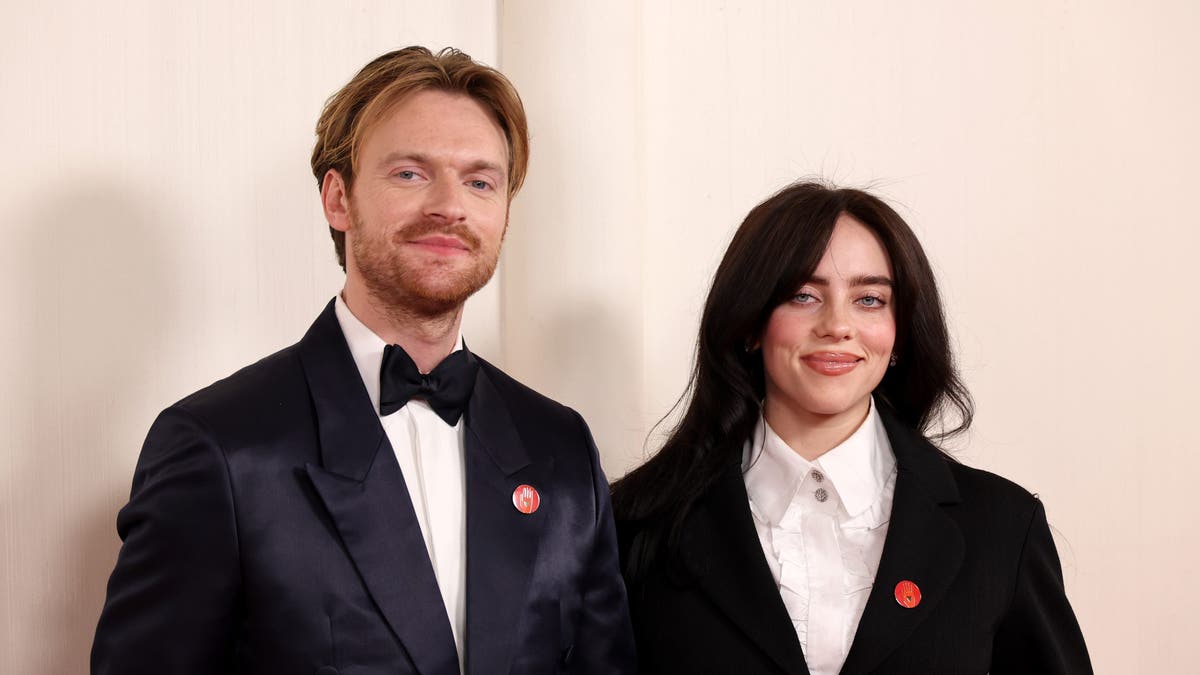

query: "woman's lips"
left=801, top=352, right=863, bottom=376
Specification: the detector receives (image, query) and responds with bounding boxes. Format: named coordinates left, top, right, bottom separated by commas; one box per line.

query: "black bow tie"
left=379, top=344, right=479, bottom=425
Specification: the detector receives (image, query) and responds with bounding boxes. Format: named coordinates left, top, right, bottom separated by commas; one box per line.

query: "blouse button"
left=814, top=488, right=829, bottom=502
left=811, top=470, right=824, bottom=483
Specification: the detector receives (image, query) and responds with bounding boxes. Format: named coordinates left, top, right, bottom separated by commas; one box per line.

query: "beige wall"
left=3, top=1, right=1197, bottom=672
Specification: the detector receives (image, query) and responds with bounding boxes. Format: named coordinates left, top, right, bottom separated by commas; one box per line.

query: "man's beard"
left=349, top=210, right=501, bottom=318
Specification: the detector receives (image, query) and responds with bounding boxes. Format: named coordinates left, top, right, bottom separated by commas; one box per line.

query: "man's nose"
left=422, top=176, right=467, bottom=222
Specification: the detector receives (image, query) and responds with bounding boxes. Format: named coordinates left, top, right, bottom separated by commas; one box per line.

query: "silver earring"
left=889, top=353, right=898, bottom=367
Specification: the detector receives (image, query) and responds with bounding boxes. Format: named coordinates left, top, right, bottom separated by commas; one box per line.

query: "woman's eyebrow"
left=807, top=274, right=894, bottom=288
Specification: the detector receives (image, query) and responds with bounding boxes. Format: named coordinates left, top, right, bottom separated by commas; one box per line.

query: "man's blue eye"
left=396, top=171, right=416, bottom=180
left=470, top=180, right=491, bottom=190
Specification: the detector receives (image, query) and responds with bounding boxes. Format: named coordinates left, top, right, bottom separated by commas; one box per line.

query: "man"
left=92, top=47, right=635, bottom=674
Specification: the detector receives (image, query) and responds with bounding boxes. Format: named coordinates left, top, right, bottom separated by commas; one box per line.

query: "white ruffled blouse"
left=742, top=397, right=897, bottom=675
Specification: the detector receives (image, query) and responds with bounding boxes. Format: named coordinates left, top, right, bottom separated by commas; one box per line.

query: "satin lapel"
left=462, top=366, right=549, bottom=675
left=840, top=414, right=964, bottom=675
left=299, top=301, right=459, bottom=675
left=681, top=466, right=810, bottom=675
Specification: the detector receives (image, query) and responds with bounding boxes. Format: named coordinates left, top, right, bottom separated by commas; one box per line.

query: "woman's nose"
left=815, top=303, right=853, bottom=341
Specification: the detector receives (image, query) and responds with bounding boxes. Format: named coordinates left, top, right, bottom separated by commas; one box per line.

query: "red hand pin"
left=512, top=484, right=540, bottom=514
left=894, top=580, right=921, bottom=609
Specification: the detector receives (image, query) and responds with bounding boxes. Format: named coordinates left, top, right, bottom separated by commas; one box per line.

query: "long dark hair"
left=612, top=181, right=973, bottom=580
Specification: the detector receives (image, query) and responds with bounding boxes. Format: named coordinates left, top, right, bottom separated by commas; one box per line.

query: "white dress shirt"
left=335, top=295, right=467, bottom=672
left=742, top=397, right=897, bottom=675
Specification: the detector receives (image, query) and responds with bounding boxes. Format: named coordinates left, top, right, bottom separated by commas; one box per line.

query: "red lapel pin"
left=512, top=484, right=540, bottom=514
left=894, top=580, right=921, bottom=609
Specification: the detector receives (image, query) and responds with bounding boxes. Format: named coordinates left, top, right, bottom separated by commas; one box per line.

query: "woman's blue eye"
left=859, top=296, right=885, bottom=307
left=793, top=292, right=815, bottom=303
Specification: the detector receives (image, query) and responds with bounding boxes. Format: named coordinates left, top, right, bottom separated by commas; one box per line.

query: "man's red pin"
left=894, top=580, right=921, bottom=608
left=512, top=484, right=540, bottom=514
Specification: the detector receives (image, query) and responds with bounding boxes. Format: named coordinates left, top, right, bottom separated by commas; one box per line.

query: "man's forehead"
left=358, top=90, right=509, bottom=162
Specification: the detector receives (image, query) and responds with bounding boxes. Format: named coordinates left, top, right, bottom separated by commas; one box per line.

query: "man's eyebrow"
left=377, top=152, right=506, bottom=177
left=378, top=151, right=427, bottom=167
left=462, top=159, right=506, bottom=176
left=806, top=274, right=894, bottom=287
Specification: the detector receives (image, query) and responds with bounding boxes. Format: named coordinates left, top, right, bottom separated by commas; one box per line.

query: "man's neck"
left=341, top=282, right=463, bottom=374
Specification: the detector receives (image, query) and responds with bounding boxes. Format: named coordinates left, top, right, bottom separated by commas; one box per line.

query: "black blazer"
left=92, top=300, right=635, bottom=675
left=618, top=411, right=1091, bottom=674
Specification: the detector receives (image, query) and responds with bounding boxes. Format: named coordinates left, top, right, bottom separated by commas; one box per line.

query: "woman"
left=612, top=182, right=1091, bottom=674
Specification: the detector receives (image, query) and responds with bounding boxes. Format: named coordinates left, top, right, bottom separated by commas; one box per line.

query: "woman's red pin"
left=512, top=484, right=540, bottom=514
left=894, top=580, right=921, bottom=609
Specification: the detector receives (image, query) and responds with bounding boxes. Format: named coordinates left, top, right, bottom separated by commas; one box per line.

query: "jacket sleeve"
left=566, top=410, right=637, bottom=674
left=991, top=499, right=1093, bottom=674
left=91, top=407, right=241, bottom=675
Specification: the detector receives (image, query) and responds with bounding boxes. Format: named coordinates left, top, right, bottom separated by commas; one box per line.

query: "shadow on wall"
left=245, top=156, right=336, bottom=348
left=4, top=179, right=179, bottom=674
left=532, top=298, right=644, bottom=476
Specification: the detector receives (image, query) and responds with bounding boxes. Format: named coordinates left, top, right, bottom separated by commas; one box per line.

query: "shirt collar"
left=742, top=396, right=896, bottom=525
left=333, top=293, right=463, bottom=415
left=743, top=414, right=811, bottom=526
left=817, top=398, right=895, bottom=518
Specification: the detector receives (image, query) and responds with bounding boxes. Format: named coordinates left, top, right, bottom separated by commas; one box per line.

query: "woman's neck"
left=762, top=396, right=871, bottom=462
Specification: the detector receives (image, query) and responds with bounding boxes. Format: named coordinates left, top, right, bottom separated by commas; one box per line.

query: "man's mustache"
left=398, top=220, right=482, bottom=251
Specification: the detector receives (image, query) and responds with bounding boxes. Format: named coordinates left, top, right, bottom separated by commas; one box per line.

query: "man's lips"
left=801, top=352, right=864, bottom=376
left=408, top=235, right=470, bottom=252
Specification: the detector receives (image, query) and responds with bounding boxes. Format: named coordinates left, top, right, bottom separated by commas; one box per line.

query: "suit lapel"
left=299, top=301, right=459, bottom=675
left=681, top=466, right=810, bottom=675
left=840, top=413, right=964, bottom=675
left=461, top=365, right=550, bottom=675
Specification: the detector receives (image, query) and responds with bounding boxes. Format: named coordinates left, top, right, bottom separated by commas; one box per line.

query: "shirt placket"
left=799, top=468, right=846, bottom=675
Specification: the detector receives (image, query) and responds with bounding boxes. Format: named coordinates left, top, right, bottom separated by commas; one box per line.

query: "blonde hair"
left=311, top=46, right=530, bottom=269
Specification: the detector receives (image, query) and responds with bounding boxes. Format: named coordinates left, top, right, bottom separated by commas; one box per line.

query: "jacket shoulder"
left=176, top=343, right=302, bottom=408
left=941, top=459, right=1045, bottom=548
left=476, top=357, right=578, bottom=425
left=167, top=343, right=309, bottom=443
left=946, top=460, right=1038, bottom=507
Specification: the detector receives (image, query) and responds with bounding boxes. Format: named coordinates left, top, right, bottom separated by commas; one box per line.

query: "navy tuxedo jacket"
left=93, top=301, right=635, bottom=674
left=618, top=410, right=1092, bottom=674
